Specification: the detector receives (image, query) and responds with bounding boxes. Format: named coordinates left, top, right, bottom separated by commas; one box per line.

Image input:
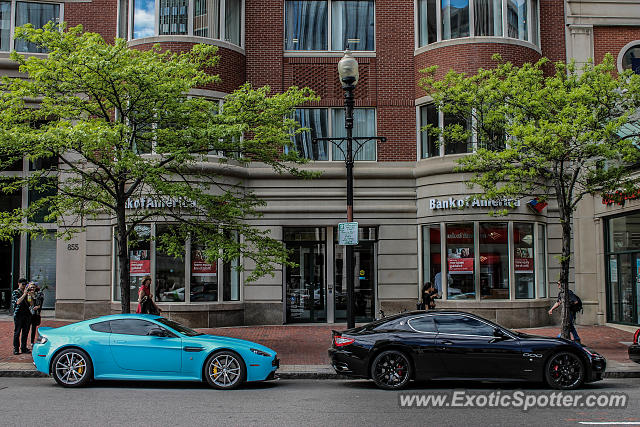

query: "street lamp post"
left=338, top=51, right=358, bottom=329
left=313, top=50, right=385, bottom=329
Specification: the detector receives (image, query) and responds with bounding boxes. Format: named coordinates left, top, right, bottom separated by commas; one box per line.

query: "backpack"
left=568, top=290, right=583, bottom=314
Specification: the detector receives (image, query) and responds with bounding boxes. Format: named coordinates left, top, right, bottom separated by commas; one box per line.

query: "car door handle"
left=440, top=340, right=454, bottom=345
left=183, top=346, right=204, bottom=352
left=113, top=340, right=126, bottom=344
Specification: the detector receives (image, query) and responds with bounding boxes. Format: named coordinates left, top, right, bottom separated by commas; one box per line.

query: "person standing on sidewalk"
left=548, top=281, right=581, bottom=344
left=10, top=278, right=32, bottom=355
left=28, top=282, right=44, bottom=348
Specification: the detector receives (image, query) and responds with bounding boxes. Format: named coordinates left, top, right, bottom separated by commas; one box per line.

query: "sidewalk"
left=1, top=315, right=638, bottom=379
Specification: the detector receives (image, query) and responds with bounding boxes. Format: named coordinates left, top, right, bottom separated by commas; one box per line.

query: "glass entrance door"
left=334, top=239, right=376, bottom=323
left=0, top=237, right=18, bottom=309
left=284, top=228, right=326, bottom=323
left=607, top=252, right=639, bottom=324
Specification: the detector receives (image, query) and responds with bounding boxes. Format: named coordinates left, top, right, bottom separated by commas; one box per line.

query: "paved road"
left=1, top=377, right=639, bottom=426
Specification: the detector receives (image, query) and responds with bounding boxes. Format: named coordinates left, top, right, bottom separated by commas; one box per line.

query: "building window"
left=417, top=0, right=539, bottom=48
left=605, top=212, right=640, bottom=324
left=130, top=0, right=243, bottom=46
left=621, top=43, right=640, bottom=75
left=419, top=104, right=439, bottom=158
left=28, top=231, right=57, bottom=309
left=423, top=221, right=547, bottom=300
left=113, top=223, right=241, bottom=303
left=0, top=1, right=62, bottom=53
left=285, top=0, right=375, bottom=52
left=290, top=107, right=377, bottom=161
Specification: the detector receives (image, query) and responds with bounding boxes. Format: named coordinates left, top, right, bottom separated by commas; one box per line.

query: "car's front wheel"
left=204, top=351, right=246, bottom=390
left=545, top=351, right=585, bottom=390
left=52, top=348, right=93, bottom=388
left=371, top=350, right=412, bottom=390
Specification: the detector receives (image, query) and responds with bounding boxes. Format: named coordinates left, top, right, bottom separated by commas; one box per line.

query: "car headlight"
left=250, top=348, right=271, bottom=357
left=34, top=335, right=47, bottom=345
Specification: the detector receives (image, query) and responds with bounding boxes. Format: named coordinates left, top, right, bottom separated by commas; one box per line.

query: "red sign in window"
left=448, top=257, right=474, bottom=274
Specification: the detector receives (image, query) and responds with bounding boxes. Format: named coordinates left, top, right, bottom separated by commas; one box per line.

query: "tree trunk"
left=558, top=207, right=573, bottom=339
left=117, top=203, right=130, bottom=314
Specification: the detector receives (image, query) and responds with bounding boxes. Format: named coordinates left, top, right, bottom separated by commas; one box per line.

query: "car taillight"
left=334, top=336, right=355, bottom=347
left=634, top=329, right=640, bottom=345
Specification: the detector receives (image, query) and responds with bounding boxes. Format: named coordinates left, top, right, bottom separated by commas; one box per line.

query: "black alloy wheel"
left=545, top=351, right=585, bottom=390
left=371, top=350, right=412, bottom=390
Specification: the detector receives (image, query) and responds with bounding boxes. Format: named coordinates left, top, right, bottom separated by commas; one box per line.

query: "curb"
left=1, top=370, right=638, bottom=380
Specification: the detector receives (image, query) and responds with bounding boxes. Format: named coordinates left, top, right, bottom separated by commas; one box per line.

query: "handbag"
left=140, top=296, right=159, bottom=315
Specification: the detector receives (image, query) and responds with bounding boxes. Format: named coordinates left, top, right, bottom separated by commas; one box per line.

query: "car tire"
left=371, top=350, right=412, bottom=390
left=204, top=350, right=246, bottom=390
left=51, top=348, right=93, bottom=388
left=545, top=351, right=585, bottom=390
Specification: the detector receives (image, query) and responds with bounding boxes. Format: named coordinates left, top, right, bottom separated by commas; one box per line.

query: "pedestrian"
left=421, top=282, right=437, bottom=310
left=136, top=275, right=162, bottom=315
left=548, top=281, right=582, bottom=343
left=28, top=282, right=44, bottom=348
left=10, top=278, right=32, bottom=355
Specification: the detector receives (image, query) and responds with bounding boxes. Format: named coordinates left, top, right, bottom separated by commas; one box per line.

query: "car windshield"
left=155, top=317, right=203, bottom=337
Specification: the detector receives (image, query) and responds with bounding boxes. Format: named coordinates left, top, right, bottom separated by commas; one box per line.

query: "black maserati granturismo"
left=328, top=311, right=606, bottom=390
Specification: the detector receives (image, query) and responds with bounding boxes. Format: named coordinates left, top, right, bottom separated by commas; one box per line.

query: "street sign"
left=338, top=222, right=358, bottom=245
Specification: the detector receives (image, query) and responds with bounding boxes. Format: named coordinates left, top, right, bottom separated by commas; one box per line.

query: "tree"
left=420, top=54, right=640, bottom=338
left=0, top=23, right=317, bottom=313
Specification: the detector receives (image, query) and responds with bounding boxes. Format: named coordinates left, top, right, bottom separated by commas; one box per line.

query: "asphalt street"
left=1, top=377, right=639, bottom=427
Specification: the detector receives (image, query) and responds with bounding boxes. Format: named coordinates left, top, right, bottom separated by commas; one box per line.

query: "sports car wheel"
left=205, top=351, right=246, bottom=390
left=545, top=351, right=585, bottom=390
left=371, top=350, right=411, bottom=390
left=52, top=348, right=93, bottom=388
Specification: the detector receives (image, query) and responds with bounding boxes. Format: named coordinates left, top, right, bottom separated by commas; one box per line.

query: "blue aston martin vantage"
left=32, top=314, right=279, bottom=389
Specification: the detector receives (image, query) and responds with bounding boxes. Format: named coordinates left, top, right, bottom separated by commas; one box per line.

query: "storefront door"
left=284, top=228, right=326, bottom=323
left=334, top=237, right=376, bottom=323
left=0, top=238, right=19, bottom=309
left=607, top=252, right=639, bottom=324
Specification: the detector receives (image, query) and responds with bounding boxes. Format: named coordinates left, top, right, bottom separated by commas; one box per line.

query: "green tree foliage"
left=0, top=23, right=317, bottom=313
left=420, top=54, right=640, bottom=338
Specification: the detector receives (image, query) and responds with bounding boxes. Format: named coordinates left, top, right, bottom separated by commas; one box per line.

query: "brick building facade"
left=0, top=0, right=639, bottom=328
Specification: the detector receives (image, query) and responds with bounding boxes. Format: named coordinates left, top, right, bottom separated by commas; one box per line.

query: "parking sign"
left=338, top=222, right=358, bottom=245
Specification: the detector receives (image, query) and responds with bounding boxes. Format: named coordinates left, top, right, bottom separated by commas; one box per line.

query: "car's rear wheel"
left=204, top=351, right=246, bottom=390
left=52, top=348, right=93, bottom=388
left=371, top=350, right=411, bottom=390
left=545, top=351, right=585, bottom=390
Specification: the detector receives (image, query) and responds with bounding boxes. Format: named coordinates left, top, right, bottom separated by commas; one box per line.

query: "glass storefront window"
left=155, top=225, right=186, bottom=302
left=424, top=221, right=547, bottom=300
left=446, top=223, right=475, bottom=299
left=479, top=222, right=508, bottom=299
left=190, top=242, right=218, bottom=301
left=422, top=225, right=442, bottom=295
left=536, top=223, right=546, bottom=298
left=514, top=222, right=534, bottom=298
left=113, top=223, right=242, bottom=303
left=609, top=213, right=640, bottom=252
left=28, top=231, right=56, bottom=309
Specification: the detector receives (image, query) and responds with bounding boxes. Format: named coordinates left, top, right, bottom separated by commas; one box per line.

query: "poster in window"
left=447, top=248, right=474, bottom=274
left=129, top=250, right=150, bottom=276
left=191, top=249, right=217, bottom=276
left=514, top=247, right=533, bottom=273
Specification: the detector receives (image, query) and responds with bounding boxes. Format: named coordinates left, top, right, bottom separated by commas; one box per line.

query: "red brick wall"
left=245, top=0, right=283, bottom=92
left=415, top=43, right=543, bottom=97
left=593, top=26, right=640, bottom=68
left=65, top=0, right=118, bottom=43
left=539, top=0, right=566, bottom=64
left=132, top=42, right=246, bottom=94
left=376, top=0, right=416, bottom=161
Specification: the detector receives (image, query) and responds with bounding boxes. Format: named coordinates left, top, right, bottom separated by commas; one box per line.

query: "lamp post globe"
left=338, top=49, right=359, bottom=88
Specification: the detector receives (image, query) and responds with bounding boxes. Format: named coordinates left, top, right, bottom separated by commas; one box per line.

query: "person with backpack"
left=548, top=281, right=582, bottom=343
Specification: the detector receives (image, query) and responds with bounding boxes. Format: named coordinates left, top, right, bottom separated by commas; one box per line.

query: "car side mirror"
left=493, top=328, right=506, bottom=339
left=148, top=328, right=168, bottom=337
